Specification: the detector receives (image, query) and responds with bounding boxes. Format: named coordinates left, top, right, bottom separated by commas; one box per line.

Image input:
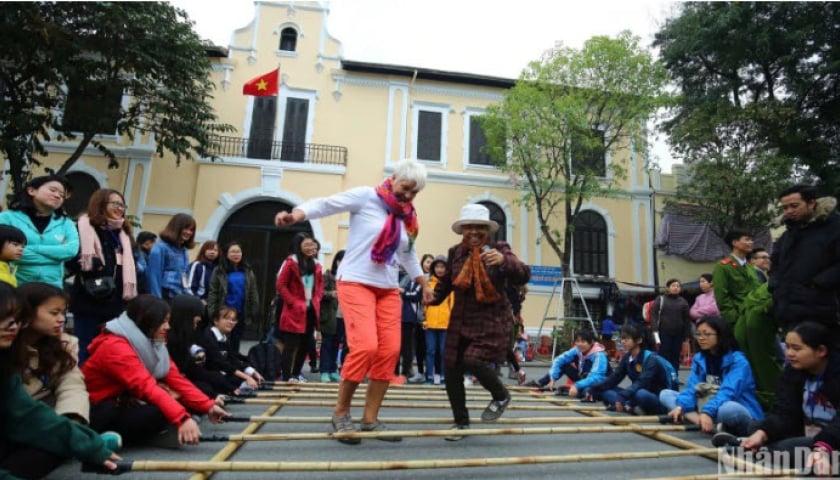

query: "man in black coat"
left=770, top=184, right=840, bottom=338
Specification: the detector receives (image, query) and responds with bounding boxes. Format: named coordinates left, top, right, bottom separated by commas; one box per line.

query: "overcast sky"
left=170, top=0, right=680, bottom=171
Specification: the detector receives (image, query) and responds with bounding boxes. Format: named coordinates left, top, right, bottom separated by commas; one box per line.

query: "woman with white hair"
left=274, top=159, right=433, bottom=444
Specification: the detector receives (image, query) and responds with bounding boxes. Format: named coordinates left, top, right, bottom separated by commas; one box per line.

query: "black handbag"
left=83, top=275, right=117, bottom=299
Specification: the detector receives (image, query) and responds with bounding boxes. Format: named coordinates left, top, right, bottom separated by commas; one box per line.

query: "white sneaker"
left=463, top=376, right=473, bottom=386
left=408, top=373, right=425, bottom=383
left=297, top=374, right=308, bottom=383
left=433, top=374, right=441, bottom=385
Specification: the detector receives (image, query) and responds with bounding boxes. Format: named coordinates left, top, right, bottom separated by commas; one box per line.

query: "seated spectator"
left=717, top=322, right=840, bottom=476
left=0, top=282, right=120, bottom=478
left=591, top=323, right=670, bottom=414
left=196, top=306, right=264, bottom=394
left=167, top=295, right=241, bottom=398
left=660, top=316, right=763, bottom=436
left=524, top=329, right=610, bottom=399
left=83, top=295, right=229, bottom=447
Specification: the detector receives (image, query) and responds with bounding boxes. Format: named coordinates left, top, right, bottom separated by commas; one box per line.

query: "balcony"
left=207, top=135, right=347, bottom=166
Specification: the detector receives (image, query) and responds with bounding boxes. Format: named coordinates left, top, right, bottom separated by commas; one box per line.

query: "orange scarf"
left=453, top=246, right=501, bottom=304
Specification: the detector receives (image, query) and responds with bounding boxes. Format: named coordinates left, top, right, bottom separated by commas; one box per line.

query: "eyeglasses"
left=754, top=255, right=770, bottom=260
left=694, top=332, right=717, bottom=339
left=107, top=201, right=127, bottom=210
left=222, top=316, right=238, bottom=323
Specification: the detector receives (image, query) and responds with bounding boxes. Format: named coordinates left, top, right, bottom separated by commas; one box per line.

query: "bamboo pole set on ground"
left=223, top=414, right=667, bottom=425
left=246, top=390, right=565, bottom=403
left=225, top=397, right=602, bottom=410
left=199, top=424, right=698, bottom=442
left=87, top=447, right=721, bottom=474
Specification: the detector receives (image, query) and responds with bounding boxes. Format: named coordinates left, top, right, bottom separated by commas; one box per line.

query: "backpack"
left=642, top=295, right=664, bottom=326
left=642, top=349, right=679, bottom=390
left=248, top=341, right=283, bottom=381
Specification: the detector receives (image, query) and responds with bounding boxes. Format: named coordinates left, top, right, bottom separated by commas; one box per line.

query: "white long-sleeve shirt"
left=297, top=186, right=423, bottom=289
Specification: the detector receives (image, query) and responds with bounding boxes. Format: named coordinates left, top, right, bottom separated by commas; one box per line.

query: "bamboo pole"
left=248, top=391, right=559, bottom=403
left=226, top=398, right=602, bottom=410
left=95, top=447, right=721, bottom=473
left=224, top=414, right=666, bottom=425
left=200, top=424, right=696, bottom=442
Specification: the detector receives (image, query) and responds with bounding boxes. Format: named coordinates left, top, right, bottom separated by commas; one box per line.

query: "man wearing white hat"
left=430, top=203, right=531, bottom=440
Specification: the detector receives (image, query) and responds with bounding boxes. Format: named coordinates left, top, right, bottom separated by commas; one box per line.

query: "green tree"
left=482, top=31, right=666, bottom=285
left=655, top=2, right=840, bottom=195
left=0, top=2, right=232, bottom=197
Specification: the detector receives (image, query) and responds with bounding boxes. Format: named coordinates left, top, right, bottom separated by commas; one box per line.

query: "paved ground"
left=50, top=357, right=723, bottom=480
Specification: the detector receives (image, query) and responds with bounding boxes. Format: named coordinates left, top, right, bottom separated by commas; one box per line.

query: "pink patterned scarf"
left=371, top=178, right=419, bottom=264
left=77, top=214, right=137, bottom=300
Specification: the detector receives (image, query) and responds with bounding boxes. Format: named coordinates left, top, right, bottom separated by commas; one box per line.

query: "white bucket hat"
left=451, top=204, right=499, bottom=234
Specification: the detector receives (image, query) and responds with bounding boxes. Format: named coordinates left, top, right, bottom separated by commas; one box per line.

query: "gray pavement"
left=50, top=357, right=723, bottom=480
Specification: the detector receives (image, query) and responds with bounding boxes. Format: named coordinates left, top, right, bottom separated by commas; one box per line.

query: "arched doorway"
left=217, top=200, right=312, bottom=340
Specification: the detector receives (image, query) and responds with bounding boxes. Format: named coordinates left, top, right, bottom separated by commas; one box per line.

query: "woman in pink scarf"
left=275, top=159, right=433, bottom=444
left=68, top=189, right=138, bottom=365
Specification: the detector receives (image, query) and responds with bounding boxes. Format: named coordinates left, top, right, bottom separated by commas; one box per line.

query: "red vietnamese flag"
left=243, top=69, right=279, bottom=96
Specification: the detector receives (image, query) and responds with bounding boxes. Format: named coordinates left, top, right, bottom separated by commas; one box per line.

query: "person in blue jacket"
left=524, top=329, right=609, bottom=399
left=591, top=322, right=669, bottom=414
left=660, top=316, right=763, bottom=436
left=0, top=175, right=79, bottom=288
left=146, top=214, right=196, bottom=299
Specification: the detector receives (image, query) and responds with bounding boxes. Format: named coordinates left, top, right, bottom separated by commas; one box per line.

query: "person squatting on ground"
left=82, top=295, right=229, bottom=448
left=274, top=159, right=433, bottom=444
left=276, top=233, right=323, bottom=383
left=524, top=328, right=610, bottom=399
left=197, top=306, right=264, bottom=395
left=718, top=321, right=840, bottom=476
left=430, top=203, right=530, bottom=441
left=591, top=323, right=669, bottom=415
left=660, top=316, right=763, bottom=436
left=651, top=278, right=691, bottom=373
left=0, top=282, right=121, bottom=478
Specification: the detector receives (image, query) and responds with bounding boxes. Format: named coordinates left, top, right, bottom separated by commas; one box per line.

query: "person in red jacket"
left=276, top=233, right=324, bottom=383
left=83, top=295, right=229, bottom=447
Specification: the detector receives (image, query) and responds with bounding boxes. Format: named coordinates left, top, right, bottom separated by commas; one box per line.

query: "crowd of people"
left=0, top=168, right=839, bottom=477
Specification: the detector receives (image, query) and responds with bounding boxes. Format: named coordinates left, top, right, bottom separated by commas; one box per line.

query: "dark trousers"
left=0, top=441, right=63, bottom=479
left=396, top=323, right=416, bottom=376
left=229, top=314, right=245, bottom=355
left=658, top=332, right=684, bottom=372
left=89, top=400, right=168, bottom=446
left=335, top=317, right=347, bottom=367
left=444, top=339, right=509, bottom=426
left=73, top=312, right=106, bottom=366
left=415, top=327, right=426, bottom=375
left=305, top=317, right=318, bottom=370
left=507, top=348, right=520, bottom=371
left=279, top=330, right=307, bottom=380
left=320, top=331, right=339, bottom=374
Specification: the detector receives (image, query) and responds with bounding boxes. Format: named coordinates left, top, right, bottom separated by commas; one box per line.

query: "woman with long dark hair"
left=207, top=241, right=259, bottom=354
left=276, top=233, right=323, bottom=383
left=146, top=213, right=196, bottom=300
left=67, top=188, right=138, bottom=364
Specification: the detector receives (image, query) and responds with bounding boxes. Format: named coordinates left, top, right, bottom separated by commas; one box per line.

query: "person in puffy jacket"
left=146, top=214, right=196, bottom=300
left=525, top=328, right=610, bottom=399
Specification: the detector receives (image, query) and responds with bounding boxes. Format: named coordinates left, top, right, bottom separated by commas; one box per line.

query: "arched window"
left=478, top=201, right=506, bottom=243
left=279, top=27, right=297, bottom=52
left=573, top=210, right=608, bottom=276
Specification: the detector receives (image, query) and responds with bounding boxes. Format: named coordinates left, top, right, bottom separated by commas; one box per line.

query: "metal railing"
left=207, top=135, right=347, bottom=166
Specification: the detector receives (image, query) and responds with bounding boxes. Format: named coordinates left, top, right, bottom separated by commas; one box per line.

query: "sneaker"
left=463, top=376, right=474, bottom=387
left=100, top=431, right=122, bottom=452
left=712, top=431, right=741, bottom=448
left=329, top=372, right=341, bottom=382
left=321, top=373, right=331, bottom=383
left=433, top=374, right=441, bottom=385
left=516, top=370, right=527, bottom=385
left=481, top=395, right=511, bottom=422
left=297, top=374, right=308, bottom=383
left=287, top=377, right=299, bottom=384
left=423, top=378, right=433, bottom=385
left=523, top=379, right=541, bottom=388
left=408, top=373, right=425, bottom=383
left=331, top=414, right=361, bottom=445
left=444, top=424, right=470, bottom=441
left=361, top=421, right=402, bottom=442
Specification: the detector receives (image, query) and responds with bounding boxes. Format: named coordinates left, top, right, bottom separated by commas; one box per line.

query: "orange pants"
left=336, top=281, right=401, bottom=382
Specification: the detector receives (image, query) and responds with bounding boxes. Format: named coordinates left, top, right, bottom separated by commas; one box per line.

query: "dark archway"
left=478, top=200, right=506, bottom=242
left=63, top=172, right=100, bottom=219
left=218, top=200, right=312, bottom=340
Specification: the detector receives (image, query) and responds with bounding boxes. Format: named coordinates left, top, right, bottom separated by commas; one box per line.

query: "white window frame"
left=411, top=102, right=449, bottom=166
left=462, top=107, right=496, bottom=171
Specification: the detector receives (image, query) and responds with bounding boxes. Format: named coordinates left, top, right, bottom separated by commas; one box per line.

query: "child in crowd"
left=207, top=241, right=259, bottom=354
left=717, top=322, right=840, bottom=476
left=660, top=316, right=763, bottom=436
left=524, top=329, right=610, bottom=399
left=423, top=255, right=451, bottom=385
left=83, top=295, right=229, bottom=447
left=0, top=282, right=120, bottom=478
left=134, top=231, right=157, bottom=295
left=167, top=295, right=240, bottom=398
left=188, top=240, right=219, bottom=302
left=0, top=225, right=25, bottom=287
left=591, top=323, right=670, bottom=414
left=197, top=306, right=264, bottom=394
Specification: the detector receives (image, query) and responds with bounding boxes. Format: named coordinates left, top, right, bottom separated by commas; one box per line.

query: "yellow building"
left=7, top=1, right=675, bottom=339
